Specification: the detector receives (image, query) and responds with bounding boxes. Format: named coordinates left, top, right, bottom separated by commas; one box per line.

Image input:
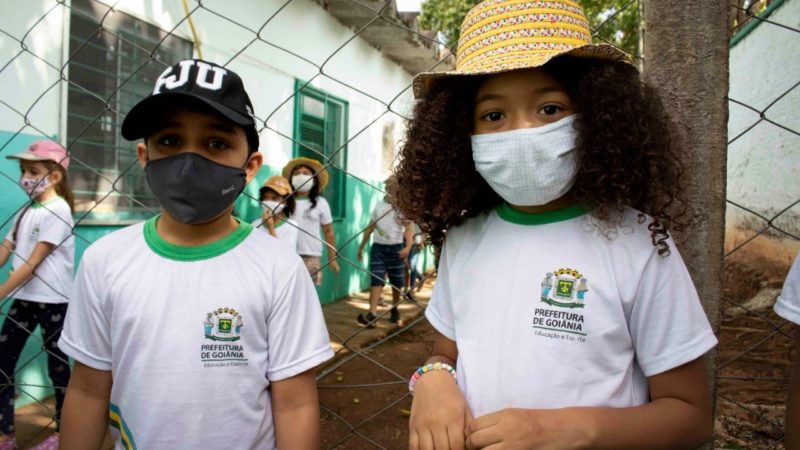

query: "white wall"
left=0, top=0, right=66, bottom=141
left=113, top=0, right=415, bottom=183
left=727, top=0, right=800, bottom=241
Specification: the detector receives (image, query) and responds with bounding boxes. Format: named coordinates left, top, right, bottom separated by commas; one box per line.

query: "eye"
left=480, top=111, right=505, bottom=122
left=208, top=139, right=230, bottom=150
left=538, top=105, right=563, bottom=116
left=157, top=135, right=180, bottom=146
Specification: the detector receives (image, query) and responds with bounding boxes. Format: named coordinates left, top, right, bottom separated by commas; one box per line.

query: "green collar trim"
left=496, top=203, right=587, bottom=226
left=274, top=218, right=286, bottom=228
left=30, top=197, right=62, bottom=209
left=143, top=216, right=252, bottom=261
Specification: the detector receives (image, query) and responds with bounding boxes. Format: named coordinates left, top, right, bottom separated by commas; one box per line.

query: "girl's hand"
left=410, top=370, right=472, bottom=450
left=261, top=209, right=274, bottom=224
left=465, top=408, right=592, bottom=450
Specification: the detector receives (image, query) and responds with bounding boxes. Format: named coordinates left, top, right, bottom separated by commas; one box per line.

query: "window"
left=67, top=0, right=193, bottom=222
left=293, top=81, right=349, bottom=220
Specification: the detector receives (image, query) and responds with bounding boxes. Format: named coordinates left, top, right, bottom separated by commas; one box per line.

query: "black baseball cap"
left=121, top=59, right=260, bottom=151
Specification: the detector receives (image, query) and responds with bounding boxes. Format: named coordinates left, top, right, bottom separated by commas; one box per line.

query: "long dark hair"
left=291, top=165, right=321, bottom=209
left=392, top=56, right=688, bottom=255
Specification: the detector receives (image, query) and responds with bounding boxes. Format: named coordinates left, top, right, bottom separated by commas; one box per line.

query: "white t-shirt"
left=426, top=204, right=717, bottom=418
left=371, top=200, right=406, bottom=245
left=251, top=217, right=300, bottom=252
left=5, top=197, right=74, bottom=303
left=292, top=197, right=333, bottom=256
left=775, top=254, right=800, bottom=324
left=59, top=217, right=334, bottom=450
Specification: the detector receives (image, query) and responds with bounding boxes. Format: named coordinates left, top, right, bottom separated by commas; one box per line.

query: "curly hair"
left=391, top=56, right=688, bottom=255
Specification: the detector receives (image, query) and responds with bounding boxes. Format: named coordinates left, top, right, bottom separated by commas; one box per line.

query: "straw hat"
left=282, top=156, right=329, bottom=192
left=412, top=0, right=633, bottom=98
left=261, top=175, right=292, bottom=196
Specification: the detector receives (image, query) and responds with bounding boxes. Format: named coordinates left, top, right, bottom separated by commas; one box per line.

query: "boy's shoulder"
left=82, top=221, right=147, bottom=258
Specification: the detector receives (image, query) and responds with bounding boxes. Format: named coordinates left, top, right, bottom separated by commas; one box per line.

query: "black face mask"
left=145, top=152, right=247, bottom=224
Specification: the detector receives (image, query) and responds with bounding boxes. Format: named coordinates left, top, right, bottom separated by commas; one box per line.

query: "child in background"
left=356, top=183, right=413, bottom=326
left=0, top=140, right=74, bottom=450
left=252, top=175, right=299, bottom=250
left=774, top=253, right=800, bottom=449
left=393, top=1, right=718, bottom=448
left=57, top=59, right=333, bottom=450
left=283, top=157, right=340, bottom=285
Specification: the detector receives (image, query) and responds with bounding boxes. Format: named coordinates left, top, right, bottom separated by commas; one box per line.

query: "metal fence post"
left=641, top=1, right=729, bottom=445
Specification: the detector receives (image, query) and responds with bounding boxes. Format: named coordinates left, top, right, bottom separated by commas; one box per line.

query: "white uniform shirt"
left=426, top=204, right=717, bottom=417
left=371, top=200, right=405, bottom=246
left=251, top=217, right=300, bottom=252
left=5, top=197, right=74, bottom=303
left=775, top=254, right=800, bottom=324
left=59, top=217, right=333, bottom=450
left=292, top=197, right=332, bottom=256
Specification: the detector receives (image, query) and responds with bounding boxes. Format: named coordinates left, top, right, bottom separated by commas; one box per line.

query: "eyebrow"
left=475, top=85, right=567, bottom=105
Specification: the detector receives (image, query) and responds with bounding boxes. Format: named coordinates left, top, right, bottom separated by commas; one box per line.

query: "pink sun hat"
left=5, top=140, right=70, bottom=170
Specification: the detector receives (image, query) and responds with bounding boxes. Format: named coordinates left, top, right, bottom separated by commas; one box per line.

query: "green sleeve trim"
left=496, top=202, right=587, bottom=225
left=143, top=215, right=253, bottom=261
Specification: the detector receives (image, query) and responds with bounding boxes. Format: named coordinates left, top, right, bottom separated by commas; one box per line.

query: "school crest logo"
left=540, top=268, right=588, bottom=309
left=203, top=307, right=243, bottom=341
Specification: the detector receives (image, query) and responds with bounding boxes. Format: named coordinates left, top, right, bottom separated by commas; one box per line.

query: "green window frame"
left=67, top=0, right=193, bottom=224
left=292, top=80, right=349, bottom=220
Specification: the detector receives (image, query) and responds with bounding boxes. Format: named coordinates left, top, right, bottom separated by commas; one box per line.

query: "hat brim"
left=412, top=44, right=633, bottom=98
left=6, top=151, right=70, bottom=170
left=121, top=92, right=256, bottom=142
left=282, top=157, right=329, bottom=192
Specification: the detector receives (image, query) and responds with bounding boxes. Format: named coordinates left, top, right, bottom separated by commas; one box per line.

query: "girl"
left=252, top=175, right=300, bottom=250
left=0, top=140, right=75, bottom=450
left=282, top=157, right=340, bottom=285
left=393, top=1, right=718, bottom=449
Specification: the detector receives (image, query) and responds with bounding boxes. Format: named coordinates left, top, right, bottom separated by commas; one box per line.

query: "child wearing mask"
left=282, top=157, right=339, bottom=285
left=57, top=59, right=333, bottom=450
left=0, top=141, right=74, bottom=450
left=252, top=175, right=299, bottom=250
left=393, top=1, right=718, bottom=448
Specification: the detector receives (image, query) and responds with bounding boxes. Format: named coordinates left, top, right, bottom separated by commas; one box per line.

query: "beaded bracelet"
left=408, top=362, right=457, bottom=395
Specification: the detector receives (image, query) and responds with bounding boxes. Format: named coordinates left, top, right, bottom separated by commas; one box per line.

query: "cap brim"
left=5, top=152, right=49, bottom=162
left=412, top=44, right=633, bottom=98
left=121, top=92, right=255, bottom=140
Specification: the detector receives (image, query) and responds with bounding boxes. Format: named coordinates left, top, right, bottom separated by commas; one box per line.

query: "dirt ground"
left=317, top=317, right=435, bottom=450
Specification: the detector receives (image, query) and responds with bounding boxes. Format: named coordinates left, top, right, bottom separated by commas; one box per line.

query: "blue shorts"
left=369, top=243, right=405, bottom=288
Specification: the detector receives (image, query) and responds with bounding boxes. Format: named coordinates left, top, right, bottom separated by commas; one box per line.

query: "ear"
left=48, top=168, right=63, bottom=185
left=136, top=142, right=149, bottom=168
left=244, top=151, right=263, bottom=184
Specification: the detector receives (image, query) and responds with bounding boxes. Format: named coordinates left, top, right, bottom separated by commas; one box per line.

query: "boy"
left=58, top=59, right=333, bottom=449
left=356, top=183, right=413, bottom=327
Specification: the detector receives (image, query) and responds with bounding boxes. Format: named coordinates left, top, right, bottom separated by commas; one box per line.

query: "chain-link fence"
left=0, top=0, right=796, bottom=449
left=716, top=1, right=800, bottom=449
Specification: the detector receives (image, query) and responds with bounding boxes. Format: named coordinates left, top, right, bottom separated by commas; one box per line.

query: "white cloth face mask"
left=291, top=174, right=314, bottom=193
left=471, top=114, right=579, bottom=206
left=19, top=176, right=50, bottom=197
left=262, top=200, right=285, bottom=215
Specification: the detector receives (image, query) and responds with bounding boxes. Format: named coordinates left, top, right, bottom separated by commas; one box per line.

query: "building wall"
left=726, top=0, right=800, bottom=268
left=0, top=0, right=423, bottom=407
